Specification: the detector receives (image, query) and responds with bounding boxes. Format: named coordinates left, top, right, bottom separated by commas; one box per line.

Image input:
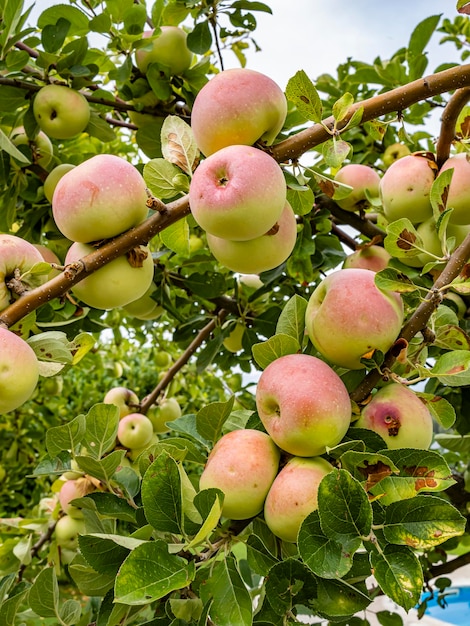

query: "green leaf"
left=144, top=158, right=188, bottom=200
left=115, top=540, right=195, bottom=605
left=246, top=534, right=278, bottom=577
left=312, top=577, right=370, bottom=619
left=196, top=396, right=234, bottom=444
left=85, top=492, right=138, bottom=524
left=68, top=555, right=115, bottom=597
left=83, top=403, right=120, bottom=459
left=141, top=451, right=183, bottom=534
left=332, top=92, right=355, bottom=123
left=78, top=534, right=131, bottom=577
left=383, top=494, right=466, bottom=548
left=45, top=414, right=86, bottom=457
left=37, top=4, right=89, bottom=35
left=185, top=489, right=223, bottom=549
left=59, top=599, right=82, bottom=626
left=75, top=450, right=126, bottom=484
left=264, top=558, right=317, bottom=617
left=417, top=392, right=456, bottom=429
left=384, top=218, right=423, bottom=258
left=431, top=350, right=470, bottom=386
left=186, top=20, right=212, bottom=54
left=0, top=583, right=30, bottom=626
left=299, top=510, right=354, bottom=579
left=160, top=217, right=190, bottom=256
left=199, top=556, right=254, bottom=625
left=322, top=138, right=351, bottom=169
left=407, top=15, right=441, bottom=79
left=275, top=294, right=308, bottom=345
left=431, top=167, right=454, bottom=221
left=374, top=268, right=419, bottom=294
left=286, top=70, right=323, bottom=122
left=252, top=333, right=300, bottom=369
left=369, top=544, right=423, bottom=611
left=318, top=469, right=373, bottom=547
left=161, top=115, right=199, bottom=176
left=435, top=433, right=470, bottom=454
left=28, top=567, right=58, bottom=618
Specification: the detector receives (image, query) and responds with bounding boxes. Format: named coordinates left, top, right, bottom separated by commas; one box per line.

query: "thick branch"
left=435, top=86, right=470, bottom=167
left=272, top=64, right=470, bottom=162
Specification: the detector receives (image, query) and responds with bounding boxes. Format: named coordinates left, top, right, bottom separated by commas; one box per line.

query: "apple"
left=55, top=514, right=85, bottom=550
left=0, top=327, right=39, bottom=415
left=382, top=143, right=411, bottom=168
left=412, top=217, right=470, bottom=266
left=134, top=26, right=193, bottom=76
left=33, top=243, right=62, bottom=279
left=122, top=283, right=163, bottom=320
left=343, top=244, right=391, bottom=272
left=33, top=84, right=90, bottom=140
left=43, top=163, right=76, bottom=203
left=128, top=87, right=161, bottom=127
left=117, top=412, right=154, bottom=449
left=354, top=382, right=434, bottom=450
left=147, top=397, right=182, bottom=434
left=189, top=144, right=286, bottom=241
left=103, top=386, right=140, bottom=419
left=443, top=291, right=467, bottom=318
left=379, top=153, right=436, bottom=225
left=52, top=154, right=149, bottom=243
left=64, top=242, right=154, bottom=310
left=11, top=126, right=54, bottom=169
left=191, top=67, right=287, bottom=156
left=206, top=201, right=297, bottom=274
left=305, top=268, right=404, bottom=370
left=333, top=164, right=381, bottom=211
left=0, top=234, right=49, bottom=311
left=127, top=433, right=160, bottom=461
left=59, top=477, right=95, bottom=519
left=438, top=153, right=470, bottom=225
left=222, top=320, right=245, bottom=353
left=199, top=429, right=280, bottom=520
left=264, top=456, right=334, bottom=543
left=154, top=351, right=172, bottom=368
left=255, top=353, right=351, bottom=457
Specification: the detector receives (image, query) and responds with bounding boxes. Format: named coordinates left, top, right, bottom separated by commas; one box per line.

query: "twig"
left=435, top=86, right=470, bottom=167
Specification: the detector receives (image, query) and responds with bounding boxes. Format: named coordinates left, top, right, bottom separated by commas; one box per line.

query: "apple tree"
left=1, top=1, right=470, bottom=624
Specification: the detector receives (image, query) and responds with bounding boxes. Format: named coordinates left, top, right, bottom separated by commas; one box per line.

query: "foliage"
left=1, top=1, right=470, bottom=625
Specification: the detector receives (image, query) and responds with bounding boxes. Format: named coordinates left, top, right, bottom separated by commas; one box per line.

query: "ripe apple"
left=333, top=164, right=381, bottom=212
left=379, top=153, right=436, bottom=225
left=189, top=144, right=286, bottom=241
left=206, top=201, right=297, bottom=274
left=52, top=154, right=149, bottom=243
left=382, top=143, right=411, bottom=168
left=305, top=268, right=404, bottom=370
left=33, top=243, right=62, bottom=279
left=117, top=412, right=154, bottom=449
left=343, top=244, right=391, bottom=272
left=191, top=67, right=287, bottom=156
left=147, top=397, right=182, bottom=434
left=64, top=242, right=154, bottom=310
left=255, top=353, right=352, bottom=456
left=33, top=84, right=90, bottom=140
left=0, top=234, right=49, bottom=310
left=0, top=327, right=39, bottom=414
left=264, top=456, right=334, bottom=543
left=134, top=26, right=193, bottom=76
left=43, top=163, right=76, bottom=203
left=59, top=477, right=95, bottom=519
left=439, top=153, right=470, bottom=225
left=103, top=386, right=140, bottom=419
left=55, top=514, right=85, bottom=550
left=354, top=382, right=434, bottom=449
left=11, top=126, right=54, bottom=169
left=199, top=429, right=280, bottom=520
left=222, top=320, right=245, bottom=353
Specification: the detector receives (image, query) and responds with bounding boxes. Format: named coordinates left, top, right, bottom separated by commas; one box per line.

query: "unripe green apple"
left=155, top=351, right=172, bottom=368
left=223, top=320, right=245, bottom=353
left=264, top=456, right=334, bottom=543
left=127, top=432, right=159, bottom=461
left=191, top=68, right=287, bottom=156
left=333, top=164, right=381, bottom=212
left=189, top=145, right=286, bottom=241
left=135, top=27, right=193, bottom=76
left=122, top=283, right=163, bottom=320
left=103, top=386, right=140, bottom=419
left=128, top=89, right=161, bottom=127
left=147, top=397, right=182, bottom=433
left=64, top=242, right=154, bottom=310
left=0, top=327, right=39, bottom=415
left=117, top=412, right=154, bottom=449
left=199, top=429, right=280, bottom=520
left=52, top=154, right=149, bottom=243
left=382, top=143, right=411, bottom=168
left=256, top=354, right=352, bottom=456
left=44, top=163, right=76, bottom=203
left=412, top=217, right=470, bottom=266
left=354, top=382, right=434, bottom=449
left=33, top=84, right=90, bottom=139
left=206, top=201, right=297, bottom=274
left=343, top=245, right=391, bottom=272
left=379, top=153, right=436, bottom=225
left=55, top=514, right=85, bottom=550
left=439, top=153, right=470, bottom=225
left=305, top=268, right=404, bottom=370
left=0, top=234, right=49, bottom=311
left=11, top=126, right=54, bottom=169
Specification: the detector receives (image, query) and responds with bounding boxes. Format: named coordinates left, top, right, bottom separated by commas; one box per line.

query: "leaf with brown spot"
left=161, top=115, right=199, bottom=175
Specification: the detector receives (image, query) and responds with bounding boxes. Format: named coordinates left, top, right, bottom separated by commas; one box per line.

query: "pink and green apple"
left=305, top=268, right=404, bottom=370
left=333, top=164, right=381, bottom=212
left=439, top=153, right=470, bottom=225
left=0, top=327, right=39, bottom=415
left=199, top=429, right=280, bottom=520
left=103, top=386, right=140, bottom=419
left=191, top=67, right=287, bottom=156
left=59, top=477, right=95, bottom=519
left=255, top=353, right=352, bottom=456
left=343, top=244, right=391, bottom=272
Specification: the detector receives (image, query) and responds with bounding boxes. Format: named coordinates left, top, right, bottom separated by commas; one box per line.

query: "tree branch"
left=435, top=86, right=470, bottom=167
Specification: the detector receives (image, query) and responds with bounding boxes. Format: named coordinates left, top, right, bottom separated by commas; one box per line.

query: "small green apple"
left=55, top=514, right=85, bottom=550
left=135, top=26, right=193, bottom=76
left=33, top=84, right=90, bottom=140
left=103, top=386, right=140, bottom=419
left=117, top=412, right=154, bottom=449
left=382, top=143, right=411, bottom=168
left=11, top=126, right=54, bottom=169
left=44, top=163, right=76, bottom=203
left=147, top=397, right=182, bottom=434
left=222, top=320, right=245, bottom=353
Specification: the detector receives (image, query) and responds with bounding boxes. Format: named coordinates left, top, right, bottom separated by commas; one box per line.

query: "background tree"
left=1, top=1, right=470, bottom=625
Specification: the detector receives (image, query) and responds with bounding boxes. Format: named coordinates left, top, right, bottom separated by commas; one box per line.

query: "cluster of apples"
left=188, top=68, right=298, bottom=275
